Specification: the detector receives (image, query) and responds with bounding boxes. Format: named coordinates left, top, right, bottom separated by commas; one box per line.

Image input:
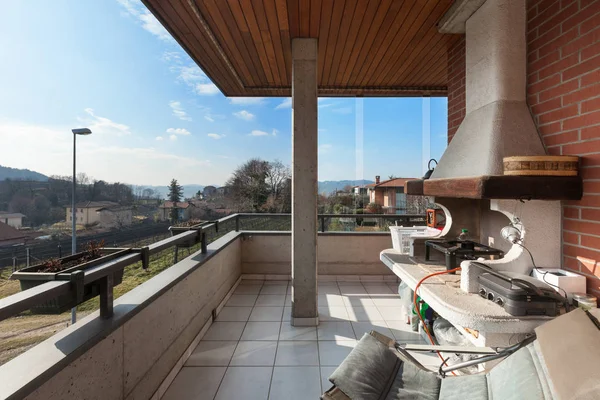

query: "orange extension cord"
left=413, top=267, right=462, bottom=376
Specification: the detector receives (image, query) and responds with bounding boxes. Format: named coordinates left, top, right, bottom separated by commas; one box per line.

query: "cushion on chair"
left=438, top=375, right=488, bottom=400
left=328, top=333, right=403, bottom=399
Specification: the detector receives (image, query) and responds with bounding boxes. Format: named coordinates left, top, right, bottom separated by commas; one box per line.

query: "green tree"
left=168, top=179, right=183, bottom=222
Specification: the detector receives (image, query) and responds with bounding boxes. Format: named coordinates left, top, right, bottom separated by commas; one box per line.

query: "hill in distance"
left=0, top=165, right=48, bottom=181
left=318, top=180, right=374, bottom=195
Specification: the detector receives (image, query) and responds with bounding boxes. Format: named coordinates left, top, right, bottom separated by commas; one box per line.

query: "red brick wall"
left=447, top=36, right=466, bottom=144
left=527, top=0, right=600, bottom=299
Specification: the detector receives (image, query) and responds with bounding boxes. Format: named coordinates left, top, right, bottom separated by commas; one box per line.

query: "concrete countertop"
left=380, top=249, right=553, bottom=333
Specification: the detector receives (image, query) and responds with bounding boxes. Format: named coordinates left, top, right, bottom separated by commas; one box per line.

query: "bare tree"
left=266, top=160, right=291, bottom=200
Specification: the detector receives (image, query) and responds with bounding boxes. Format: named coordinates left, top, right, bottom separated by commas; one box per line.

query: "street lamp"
left=71, top=128, right=91, bottom=324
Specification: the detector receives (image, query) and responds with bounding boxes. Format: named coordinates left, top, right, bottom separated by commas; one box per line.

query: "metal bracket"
left=99, top=274, right=114, bottom=319
left=201, top=232, right=207, bottom=253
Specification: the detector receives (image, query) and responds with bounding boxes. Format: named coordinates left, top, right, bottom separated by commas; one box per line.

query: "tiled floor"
left=162, top=280, right=434, bottom=400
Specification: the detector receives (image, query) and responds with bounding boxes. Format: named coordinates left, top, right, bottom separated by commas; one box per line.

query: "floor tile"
left=214, top=366, right=272, bottom=400
left=185, top=341, right=237, bottom=366
left=370, top=296, right=404, bottom=307
left=285, top=294, right=292, bottom=306
left=263, top=280, right=289, bottom=285
left=408, top=349, right=443, bottom=368
left=240, top=321, right=281, bottom=341
left=318, top=285, right=341, bottom=295
left=238, top=280, right=265, bottom=285
left=342, top=296, right=375, bottom=308
left=317, top=321, right=356, bottom=341
left=318, top=294, right=346, bottom=307
left=229, top=341, right=277, bottom=366
left=203, top=322, right=246, bottom=341
left=318, top=340, right=357, bottom=366
left=338, top=285, right=367, bottom=295
left=351, top=321, right=394, bottom=340
left=216, top=307, right=252, bottom=322
left=282, top=306, right=292, bottom=321
left=269, top=367, right=322, bottom=400
left=226, top=294, right=258, bottom=307
left=249, top=306, right=283, bottom=322
left=279, top=323, right=318, bottom=341
left=275, top=341, right=319, bottom=366
left=318, top=306, right=349, bottom=321
left=345, top=306, right=384, bottom=322
left=320, top=366, right=337, bottom=394
left=364, top=284, right=394, bottom=295
left=255, top=294, right=286, bottom=306
left=162, top=367, right=226, bottom=400
left=377, top=306, right=408, bottom=322
left=260, top=285, right=287, bottom=295
left=234, top=285, right=262, bottom=295
left=386, top=320, right=424, bottom=342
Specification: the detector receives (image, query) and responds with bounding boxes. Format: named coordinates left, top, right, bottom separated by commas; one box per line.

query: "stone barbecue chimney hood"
left=432, top=0, right=546, bottom=179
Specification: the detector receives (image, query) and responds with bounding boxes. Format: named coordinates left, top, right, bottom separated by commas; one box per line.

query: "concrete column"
left=291, top=38, right=318, bottom=327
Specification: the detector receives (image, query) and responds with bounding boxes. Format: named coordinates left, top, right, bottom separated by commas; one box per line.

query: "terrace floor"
left=162, top=279, right=437, bottom=400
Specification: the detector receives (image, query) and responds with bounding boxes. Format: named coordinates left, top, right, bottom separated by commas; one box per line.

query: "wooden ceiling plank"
left=317, top=0, right=334, bottom=83
left=379, top=0, right=453, bottom=86
left=275, top=0, right=292, bottom=85
left=357, top=0, right=424, bottom=85
left=347, top=0, right=396, bottom=85
left=239, top=0, right=276, bottom=85
left=338, top=0, right=380, bottom=85
left=197, top=0, right=256, bottom=87
left=264, top=0, right=289, bottom=85
left=161, top=0, right=238, bottom=93
left=333, top=0, right=369, bottom=86
left=299, top=0, right=310, bottom=37
left=287, top=0, right=300, bottom=38
left=321, top=0, right=346, bottom=88
left=309, top=0, right=321, bottom=38
left=325, top=0, right=358, bottom=86
left=252, top=0, right=282, bottom=85
left=401, top=36, right=452, bottom=87
left=225, top=0, right=270, bottom=86
left=387, top=30, right=444, bottom=86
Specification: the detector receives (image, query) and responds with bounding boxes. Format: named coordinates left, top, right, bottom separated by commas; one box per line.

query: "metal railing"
left=0, top=212, right=425, bottom=323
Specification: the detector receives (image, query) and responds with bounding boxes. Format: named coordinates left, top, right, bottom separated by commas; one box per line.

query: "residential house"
left=66, top=201, right=119, bottom=226
left=96, top=205, right=133, bottom=229
left=216, top=186, right=232, bottom=197
left=365, top=176, right=416, bottom=215
left=0, top=221, right=27, bottom=247
left=0, top=212, right=25, bottom=229
left=158, top=201, right=191, bottom=222
left=202, top=186, right=217, bottom=198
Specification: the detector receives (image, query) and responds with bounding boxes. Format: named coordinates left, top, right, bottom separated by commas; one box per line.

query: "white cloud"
left=169, top=101, right=191, bottom=121
left=229, top=97, right=266, bottom=105
left=275, top=98, right=291, bottom=110
left=233, top=110, right=255, bottom=121
left=79, top=108, right=131, bottom=136
left=166, top=128, right=191, bottom=136
left=0, top=119, right=219, bottom=186
left=156, top=136, right=163, bottom=141
left=116, top=0, right=172, bottom=41
left=196, top=83, right=220, bottom=95
left=272, top=129, right=279, bottom=136
left=169, top=134, right=177, bottom=141
left=207, top=133, right=225, bottom=140
left=319, top=144, right=333, bottom=154
left=204, top=115, right=215, bottom=122
left=249, top=130, right=269, bottom=136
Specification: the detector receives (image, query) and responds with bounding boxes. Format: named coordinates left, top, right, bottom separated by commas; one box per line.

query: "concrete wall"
left=2, top=235, right=242, bottom=400
left=241, top=233, right=395, bottom=276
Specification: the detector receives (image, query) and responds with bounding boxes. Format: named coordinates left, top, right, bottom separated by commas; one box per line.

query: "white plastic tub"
left=389, top=226, right=439, bottom=255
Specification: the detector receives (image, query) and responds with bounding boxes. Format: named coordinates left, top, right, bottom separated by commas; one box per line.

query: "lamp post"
left=71, top=128, right=92, bottom=324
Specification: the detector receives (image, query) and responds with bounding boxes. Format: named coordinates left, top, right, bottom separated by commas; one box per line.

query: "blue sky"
left=0, top=0, right=447, bottom=186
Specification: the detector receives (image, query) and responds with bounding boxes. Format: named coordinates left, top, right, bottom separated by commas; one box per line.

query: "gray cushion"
left=385, top=360, right=440, bottom=400
left=439, top=375, right=488, bottom=400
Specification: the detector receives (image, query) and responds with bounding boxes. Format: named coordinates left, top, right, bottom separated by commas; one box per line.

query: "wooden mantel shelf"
left=405, top=175, right=583, bottom=200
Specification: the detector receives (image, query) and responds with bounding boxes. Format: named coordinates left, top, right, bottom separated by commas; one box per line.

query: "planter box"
left=11, top=249, right=130, bottom=314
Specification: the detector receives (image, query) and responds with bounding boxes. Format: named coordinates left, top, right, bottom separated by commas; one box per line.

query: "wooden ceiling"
left=142, top=0, right=459, bottom=97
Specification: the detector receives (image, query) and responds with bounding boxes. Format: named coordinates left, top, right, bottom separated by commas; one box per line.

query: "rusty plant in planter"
left=38, top=240, right=106, bottom=273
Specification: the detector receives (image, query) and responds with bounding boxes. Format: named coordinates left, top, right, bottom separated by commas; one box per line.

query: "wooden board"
left=141, top=0, right=457, bottom=97
left=405, top=176, right=583, bottom=200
